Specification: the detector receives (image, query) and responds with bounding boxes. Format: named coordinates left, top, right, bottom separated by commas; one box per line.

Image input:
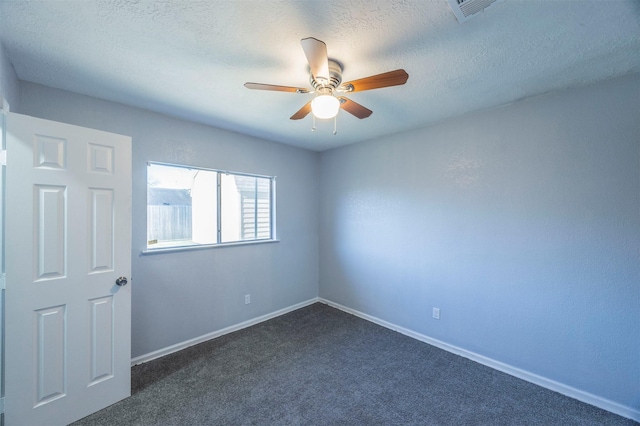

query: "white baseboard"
left=131, top=297, right=319, bottom=366
left=318, top=298, right=640, bottom=423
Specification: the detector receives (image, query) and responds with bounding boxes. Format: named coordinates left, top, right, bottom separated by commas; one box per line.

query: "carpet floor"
left=73, top=303, right=636, bottom=425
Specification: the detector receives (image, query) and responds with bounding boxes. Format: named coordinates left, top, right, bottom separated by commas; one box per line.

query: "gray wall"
left=319, top=73, right=640, bottom=411
left=0, top=33, right=19, bottom=109
left=18, top=82, right=320, bottom=358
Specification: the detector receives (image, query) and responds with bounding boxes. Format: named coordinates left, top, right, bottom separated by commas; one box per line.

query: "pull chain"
left=310, top=115, right=338, bottom=134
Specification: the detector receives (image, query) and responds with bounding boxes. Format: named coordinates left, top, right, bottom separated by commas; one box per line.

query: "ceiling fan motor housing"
left=310, top=59, right=343, bottom=91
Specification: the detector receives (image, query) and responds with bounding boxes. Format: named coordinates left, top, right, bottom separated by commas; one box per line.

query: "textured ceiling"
left=1, top=1, right=639, bottom=151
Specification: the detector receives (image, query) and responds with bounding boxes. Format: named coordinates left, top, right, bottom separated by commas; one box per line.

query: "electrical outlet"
left=432, top=307, right=440, bottom=320
left=245, top=294, right=251, bottom=305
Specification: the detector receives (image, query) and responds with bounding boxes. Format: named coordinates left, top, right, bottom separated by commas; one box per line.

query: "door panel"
left=89, top=295, right=115, bottom=385
left=34, top=305, right=67, bottom=407
left=5, top=113, right=132, bottom=426
left=34, top=184, right=67, bottom=280
left=89, top=188, right=115, bottom=273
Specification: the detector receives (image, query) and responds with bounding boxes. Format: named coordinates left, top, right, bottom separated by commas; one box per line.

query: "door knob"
left=115, top=276, right=128, bottom=286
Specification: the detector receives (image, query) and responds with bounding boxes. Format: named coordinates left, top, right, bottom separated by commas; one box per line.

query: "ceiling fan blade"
left=301, top=37, right=330, bottom=81
left=338, top=97, right=373, bottom=119
left=244, top=82, right=309, bottom=93
left=341, top=69, right=409, bottom=92
left=290, top=101, right=312, bottom=120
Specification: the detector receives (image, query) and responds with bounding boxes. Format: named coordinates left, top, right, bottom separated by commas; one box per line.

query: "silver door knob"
left=115, top=276, right=128, bottom=286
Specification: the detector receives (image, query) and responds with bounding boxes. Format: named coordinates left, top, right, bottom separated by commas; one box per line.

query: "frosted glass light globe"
left=311, top=94, right=340, bottom=119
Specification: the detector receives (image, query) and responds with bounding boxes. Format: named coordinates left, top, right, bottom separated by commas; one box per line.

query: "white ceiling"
left=1, top=1, right=639, bottom=151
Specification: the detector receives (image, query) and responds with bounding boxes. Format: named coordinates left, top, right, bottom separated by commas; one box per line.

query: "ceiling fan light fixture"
left=311, top=93, right=340, bottom=119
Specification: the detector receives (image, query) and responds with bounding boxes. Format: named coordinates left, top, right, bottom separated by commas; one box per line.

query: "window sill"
left=140, top=239, right=280, bottom=255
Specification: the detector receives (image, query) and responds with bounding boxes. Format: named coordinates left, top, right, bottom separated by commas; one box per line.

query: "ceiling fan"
left=244, top=37, right=409, bottom=131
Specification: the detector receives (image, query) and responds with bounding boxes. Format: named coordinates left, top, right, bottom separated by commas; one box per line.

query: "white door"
left=4, top=113, right=132, bottom=425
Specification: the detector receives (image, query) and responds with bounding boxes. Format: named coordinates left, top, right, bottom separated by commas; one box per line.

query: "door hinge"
left=0, top=273, right=5, bottom=290
left=0, top=150, right=6, bottom=166
left=0, top=396, right=4, bottom=414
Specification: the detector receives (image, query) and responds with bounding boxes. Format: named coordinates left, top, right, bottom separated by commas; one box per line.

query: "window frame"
left=144, top=161, right=277, bottom=253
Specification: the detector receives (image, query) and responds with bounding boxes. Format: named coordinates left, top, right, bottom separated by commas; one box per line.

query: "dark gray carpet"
left=73, top=303, right=636, bottom=425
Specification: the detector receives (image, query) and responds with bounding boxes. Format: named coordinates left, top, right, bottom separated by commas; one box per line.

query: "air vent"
left=447, top=0, right=504, bottom=23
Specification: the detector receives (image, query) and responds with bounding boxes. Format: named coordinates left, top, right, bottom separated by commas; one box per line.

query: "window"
left=147, top=162, right=275, bottom=250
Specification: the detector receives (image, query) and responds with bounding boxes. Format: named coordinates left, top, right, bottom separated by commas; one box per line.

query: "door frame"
left=0, top=95, right=10, bottom=423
